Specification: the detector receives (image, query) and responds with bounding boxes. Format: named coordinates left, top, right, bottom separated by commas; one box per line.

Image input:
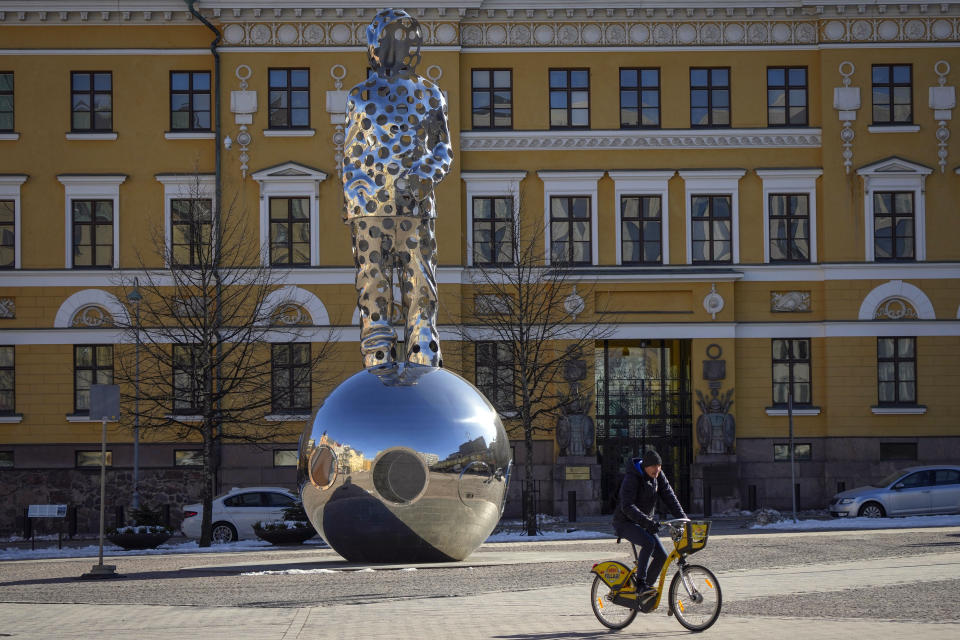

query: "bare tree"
left=112, top=179, right=337, bottom=546
left=457, top=193, right=613, bottom=536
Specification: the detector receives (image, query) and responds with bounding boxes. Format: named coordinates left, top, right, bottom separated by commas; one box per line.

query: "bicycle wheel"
left=590, top=574, right=638, bottom=630
left=668, top=564, right=722, bottom=632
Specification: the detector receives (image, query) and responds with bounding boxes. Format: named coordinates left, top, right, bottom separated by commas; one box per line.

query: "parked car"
left=181, top=487, right=299, bottom=543
left=829, top=465, right=960, bottom=518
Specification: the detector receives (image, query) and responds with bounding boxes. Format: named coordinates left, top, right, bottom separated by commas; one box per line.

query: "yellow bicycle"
left=590, top=518, right=721, bottom=632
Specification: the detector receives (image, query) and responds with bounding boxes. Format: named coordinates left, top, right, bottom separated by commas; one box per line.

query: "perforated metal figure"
left=342, top=9, right=453, bottom=369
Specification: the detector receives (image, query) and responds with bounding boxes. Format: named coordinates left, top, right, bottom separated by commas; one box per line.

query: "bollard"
left=567, top=491, right=577, bottom=523
left=703, top=485, right=712, bottom=517
left=748, top=485, right=757, bottom=511
left=114, top=505, right=125, bottom=529
left=794, top=483, right=801, bottom=512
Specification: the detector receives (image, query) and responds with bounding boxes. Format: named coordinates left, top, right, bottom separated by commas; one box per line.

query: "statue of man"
left=342, top=8, right=453, bottom=369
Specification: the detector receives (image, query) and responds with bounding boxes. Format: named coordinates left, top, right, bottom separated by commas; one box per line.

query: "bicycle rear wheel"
left=590, top=574, right=638, bottom=630
left=668, top=564, right=721, bottom=632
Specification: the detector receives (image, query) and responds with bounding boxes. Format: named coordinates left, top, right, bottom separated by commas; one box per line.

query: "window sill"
left=0, top=132, right=19, bottom=141
left=868, top=125, right=920, bottom=133
left=0, top=414, right=24, bottom=423
left=165, top=131, right=215, bottom=140
left=265, top=413, right=311, bottom=422
left=872, top=405, right=927, bottom=415
left=66, top=414, right=118, bottom=423
left=263, top=129, right=316, bottom=138
left=65, top=132, right=118, bottom=141
left=765, top=406, right=821, bottom=416
left=165, top=414, right=203, bottom=423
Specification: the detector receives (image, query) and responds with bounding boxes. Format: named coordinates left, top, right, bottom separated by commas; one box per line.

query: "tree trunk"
left=199, top=427, right=214, bottom=547
left=524, top=426, right=537, bottom=536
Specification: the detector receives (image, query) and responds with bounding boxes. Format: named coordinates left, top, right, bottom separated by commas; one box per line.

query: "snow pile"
left=749, top=513, right=960, bottom=530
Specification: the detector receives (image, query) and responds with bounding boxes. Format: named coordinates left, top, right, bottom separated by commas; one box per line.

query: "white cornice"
left=462, top=129, right=821, bottom=151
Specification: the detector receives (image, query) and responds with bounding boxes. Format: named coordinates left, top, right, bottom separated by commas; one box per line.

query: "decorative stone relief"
left=0, top=298, right=14, bottom=319
left=71, top=305, right=111, bottom=327
left=833, top=61, right=859, bottom=175
left=564, top=286, right=585, bottom=319
left=696, top=344, right=735, bottom=455
left=930, top=60, right=956, bottom=173
left=327, top=64, right=348, bottom=177
left=462, top=129, right=821, bottom=151
left=702, top=283, right=724, bottom=320
left=272, top=303, right=310, bottom=326
left=227, top=65, right=256, bottom=180
left=556, top=346, right=594, bottom=457
left=875, top=297, right=919, bottom=320
left=771, top=291, right=811, bottom=313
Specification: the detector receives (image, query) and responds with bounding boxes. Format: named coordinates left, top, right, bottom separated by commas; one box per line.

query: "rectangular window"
left=71, top=71, right=112, bottom=132
left=172, top=345, right=202, bottom=414
left=76, top=451, right=112, bottom=467
left=767, top=67, right=808, bottom=127
left=171, top=199, right=212, bottom=267
left=879, top=442, right=917, bottom=461
left=170, top=71, right=211, bottom=131
left=772, top=338, right=812, bottom=405
left=769, top=194, right=810, bottom=263
left=174, top=450, right=203, bottom=466
left=549, top=68, right=590, bottom=129
left=550, top=196, right=591, bottom=265
left=878, top=337, right=917, bottom=405
left=0, top=451, right=12, bottom=468
left=872, top=64, right=912, bottom=124
left=874, top=192, right=914, bottom=261
left=620, top=68, right=660, bottom=128
left=273, top=450, right=298, bottom=467
left=71, top=199, right=113, bottom=268
left=774, top=443, right=812, bottom=461
left=0, top=200, right=13, bottom=268
left=690, top=67, right=730, bottom=128
left=472, top=196, right=514, bottom=265
left=271, top=343, right=311, bottom=413
left=620, top=195, right=662, bottom=264
left=0, top=72, right=12, bottom=131
left=269, top=197, right=310, bottom=266
left=268, top=68, right=310, bottom=129
left=0, top=346, right=13, bottom=415
left=475, top=342, right=514, bottom=412
left=690, top=195, right=732, bottom=263
left=471, top=69, right=512, bottom=129
left=74, top=345, right=113, bottom=414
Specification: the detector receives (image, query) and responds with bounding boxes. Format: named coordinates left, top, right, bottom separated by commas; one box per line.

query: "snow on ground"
left=749, top=513, right=960, bottom=530
left=0, top=537, right=328, bottom=562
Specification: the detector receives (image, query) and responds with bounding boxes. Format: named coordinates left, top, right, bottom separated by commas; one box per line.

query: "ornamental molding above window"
left=260, top=285, right=329, bottom=326
left=462, top=128, right=821, bottom=151
left=54, top=289, right=128, bottom=328
left=858, top=280, right=935, bottom=321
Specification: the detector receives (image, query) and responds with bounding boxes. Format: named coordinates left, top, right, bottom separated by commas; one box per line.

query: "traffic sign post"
left=81, top=384, right=121, bottom=580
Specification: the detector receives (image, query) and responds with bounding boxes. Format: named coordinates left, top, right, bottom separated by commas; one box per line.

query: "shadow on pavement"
left=493, top=632, right=685, bottom=639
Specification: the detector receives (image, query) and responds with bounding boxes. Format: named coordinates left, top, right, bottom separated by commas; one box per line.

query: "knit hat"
left=641, top=449, right=662, bottom=468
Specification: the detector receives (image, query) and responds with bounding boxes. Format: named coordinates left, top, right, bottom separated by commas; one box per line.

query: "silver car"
left=829, top=465, right=960, bottom=518
left=181, top=486, right=298, bottom=543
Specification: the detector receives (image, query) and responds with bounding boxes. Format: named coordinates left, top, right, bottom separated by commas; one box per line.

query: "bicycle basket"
left=674, top=520, right=710, bottom=555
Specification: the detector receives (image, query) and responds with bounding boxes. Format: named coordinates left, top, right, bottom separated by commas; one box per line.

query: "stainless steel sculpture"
left=299, top=9, right=510, bottom=563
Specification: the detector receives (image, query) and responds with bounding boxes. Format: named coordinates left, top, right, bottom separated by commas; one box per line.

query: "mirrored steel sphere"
left=298, top=364, right=512, bottom=562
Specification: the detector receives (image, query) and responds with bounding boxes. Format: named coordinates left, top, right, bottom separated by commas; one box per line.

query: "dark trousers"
left=614, top=520, right=668, bottom=588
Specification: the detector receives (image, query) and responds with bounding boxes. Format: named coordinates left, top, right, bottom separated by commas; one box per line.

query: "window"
left=898, top=470, right=932, bottom=488
left=171, top=199, right=212, bottom=267
left=475, top=342, right=514, bottom=412
left=268, top=68, right=309, bottom=129
left=0, top=72, right=12, bottom=131
left=251, top=163, right=326, bottom=267
left=71, top=71, right=112, bottom=132
left=471, top=69, right=512, bottom=129
left=0, top=451, right=12, bottom=468
left=620, top=68, right=660, bottom=128
left=769, top=194, right=810, bottom=262
left=472, top=196, right=513, bottom=266
left=872, top=64, right=912, bottom=124
left=76, top=451, right=112, bottom=467
left=0, top=346, right=12, bottom=415
left=620, top=196, right=662, bottom=264
left=74, top=345, right=113, bottom=414
left=269, top=197, right=310, bottom=266
left=690, top=195, right=732, bottom=263
left=273, top=450, right=298, bottom=467
left=873, top=192, right=914, bottom=261
left=0, top=200, right=13, bottom=268
left=934, top=469, right=960, bottom=486
left=772, top=339, right=811, bottom=405
left=71, top=200, right=113, bottom=268
left=774, top=443, right=812, bottom=461
left=550, top=196, right=591, bottom=265
left=690, top=68, right=730, bottom=128
left=879, top=442, right=918, bottom=461
left=174, top=450, right=203, bottom=466
left=172, top=345, right=202, bottom=414
left=272, top=343, right=311, bottom=413
left=549, top=69, right=589, bottom=129
left=767, top=67, right=808, bottom=127
left=170, top=71, right=211, bottom=131
left=878, top=337, right=916, bottom=405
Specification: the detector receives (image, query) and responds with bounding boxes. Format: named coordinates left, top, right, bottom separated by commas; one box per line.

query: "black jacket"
left=613, top=457, right=686, bottom=529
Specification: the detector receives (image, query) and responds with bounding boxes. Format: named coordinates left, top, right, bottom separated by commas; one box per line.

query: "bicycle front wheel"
left=590, top=574, right=638, bottom=630
left=668, top=564, right=722, bottom=632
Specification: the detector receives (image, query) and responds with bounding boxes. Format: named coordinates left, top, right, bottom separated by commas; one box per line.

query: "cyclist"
left=612, top=448, right=687, bottom=600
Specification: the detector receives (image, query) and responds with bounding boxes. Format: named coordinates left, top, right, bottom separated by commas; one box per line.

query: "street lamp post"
left=127, top=278, right=143, bottom=510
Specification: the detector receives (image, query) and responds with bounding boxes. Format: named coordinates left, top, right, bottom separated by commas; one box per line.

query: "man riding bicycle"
left=613, top=449, right=687, bottom=600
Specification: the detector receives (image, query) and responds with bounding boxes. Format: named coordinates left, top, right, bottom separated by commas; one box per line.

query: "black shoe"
left=636, top=583, right=657, bottom=599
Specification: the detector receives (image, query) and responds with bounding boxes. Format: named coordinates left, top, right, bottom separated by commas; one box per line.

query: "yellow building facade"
left=1, top=1, right=959, bottom=531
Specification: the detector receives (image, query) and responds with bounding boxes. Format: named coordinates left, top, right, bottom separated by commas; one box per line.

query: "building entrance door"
left=595, top=340, right=692, bottom=513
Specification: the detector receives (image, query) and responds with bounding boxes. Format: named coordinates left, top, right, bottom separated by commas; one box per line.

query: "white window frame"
left=57, top=174, right=126, bottom=269
left=462, top=171, right=526, bottom=267
left=608, top=170, right=674, bottom=265
left=678, top=169, right=746, bottom=265
left=251, top=163, right=328, bottom=267
left=155, top=174, right=216, bottom=267
left=537, top=170, right=604, bottom=266
left=857, top=157, right=932, bottom=262
left=0, top=175, right=27, bottom=269
left=755, top=168, right=822, bottom=264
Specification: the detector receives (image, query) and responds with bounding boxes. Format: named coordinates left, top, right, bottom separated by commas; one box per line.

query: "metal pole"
left=98, top=415, right=107, bottom=566
left=133, top=281, right=140, bottom=509
left=788, top=385, right=797, bottom=523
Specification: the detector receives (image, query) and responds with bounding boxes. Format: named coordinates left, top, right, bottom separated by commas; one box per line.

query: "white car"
left=181, top=486, right=299, bottom=543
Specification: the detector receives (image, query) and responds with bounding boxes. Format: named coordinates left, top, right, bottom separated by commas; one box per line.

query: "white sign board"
left=28, top=504, right=67, bottom=518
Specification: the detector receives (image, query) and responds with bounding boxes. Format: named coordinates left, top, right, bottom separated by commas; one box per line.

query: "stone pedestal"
left=552, top=456, right=602, bottom=521
left=691, top=453, right=740, bottom=515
